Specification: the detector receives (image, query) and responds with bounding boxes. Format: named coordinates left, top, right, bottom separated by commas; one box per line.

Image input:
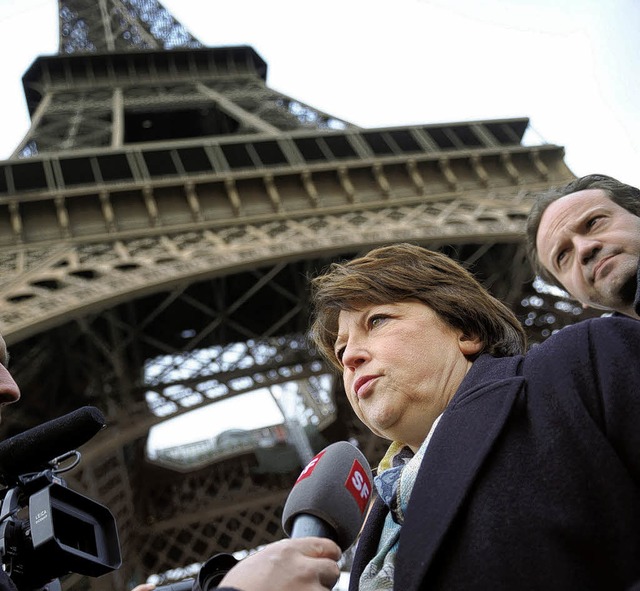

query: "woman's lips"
left=354, top=375, right=379, bottom=399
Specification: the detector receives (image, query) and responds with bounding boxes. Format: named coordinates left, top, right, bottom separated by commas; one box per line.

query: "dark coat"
left=350, top=316, right=640, bottom=591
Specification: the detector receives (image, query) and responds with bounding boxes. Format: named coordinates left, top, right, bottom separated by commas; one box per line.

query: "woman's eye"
left=369, top=314, right=388, bottom=328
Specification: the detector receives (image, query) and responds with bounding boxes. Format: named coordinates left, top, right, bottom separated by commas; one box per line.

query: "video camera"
left=0, top=406, right=122, bottom=590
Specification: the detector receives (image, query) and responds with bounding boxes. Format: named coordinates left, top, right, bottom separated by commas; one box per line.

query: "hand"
left=131, top=585, right=155, bottom=591
left=218, top=537, right=342, bottom=591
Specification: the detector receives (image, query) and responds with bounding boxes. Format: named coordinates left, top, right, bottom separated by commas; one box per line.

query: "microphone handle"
left=290, top=513, right=337, bottom=541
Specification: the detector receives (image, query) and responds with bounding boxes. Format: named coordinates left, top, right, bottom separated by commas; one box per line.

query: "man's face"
left=536, top=189, right=640, bottom=315
left=0, top=335, right=21, bottom=424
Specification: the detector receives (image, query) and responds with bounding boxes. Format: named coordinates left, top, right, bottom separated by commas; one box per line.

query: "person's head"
left=309, top=243, right=526, bottom=449
left=0, top=333, right=21, bottom=424
left=527, top=174, right=640, bottom=317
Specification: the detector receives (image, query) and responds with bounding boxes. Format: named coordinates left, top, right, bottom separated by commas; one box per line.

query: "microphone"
left=156, top=444, right=371, bottom=591
left=282, top=441, right=373, bottom=551
left=0, top=406, right=106, bottom=479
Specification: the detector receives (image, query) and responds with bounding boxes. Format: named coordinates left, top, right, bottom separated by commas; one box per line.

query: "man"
left=0, top=336, right=19, bottom=415
left=526, top=174, right=640, bottom=319
left=0, top=338, right=23, bottom=590
left=0, top=337, right=161, bottom=590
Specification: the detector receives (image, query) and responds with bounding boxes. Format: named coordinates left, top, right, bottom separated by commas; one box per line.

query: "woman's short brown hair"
left=309, top=243, right=526, bottom=369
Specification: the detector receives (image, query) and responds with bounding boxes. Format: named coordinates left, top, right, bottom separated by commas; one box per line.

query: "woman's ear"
left=458, top=333, right=483, bottom=356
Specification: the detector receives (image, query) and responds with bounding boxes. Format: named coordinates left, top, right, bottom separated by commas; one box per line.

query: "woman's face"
left=335, top=301, right=481, bottom=451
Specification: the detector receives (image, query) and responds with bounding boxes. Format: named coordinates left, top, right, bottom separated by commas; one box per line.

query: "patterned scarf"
left=358, top=415, right=442, bottom=591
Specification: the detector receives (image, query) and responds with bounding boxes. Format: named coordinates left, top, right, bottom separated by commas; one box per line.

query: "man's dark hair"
left=526, top=174, right=640, bottom=287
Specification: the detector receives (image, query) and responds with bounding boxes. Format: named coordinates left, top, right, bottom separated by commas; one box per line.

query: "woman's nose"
left=341, top=341, right=369, bottom=370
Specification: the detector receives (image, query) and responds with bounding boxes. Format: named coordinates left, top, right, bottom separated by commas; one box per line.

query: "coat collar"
left=349, top=497, right=387, bottom=591
left=394, top=354, right=525, bottom=591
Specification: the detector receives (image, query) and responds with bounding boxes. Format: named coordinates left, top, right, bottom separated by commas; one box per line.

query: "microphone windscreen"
left=282, top=441, right=373, bottom=550
left=0, top=406, right=105, bottom=478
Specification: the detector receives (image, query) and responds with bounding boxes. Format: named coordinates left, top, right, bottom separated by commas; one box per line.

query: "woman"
left=308, top=243, right=640, bottom=591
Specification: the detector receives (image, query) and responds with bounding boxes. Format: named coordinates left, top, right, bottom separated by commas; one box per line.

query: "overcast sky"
left=0, top=0, right=638, bottom=188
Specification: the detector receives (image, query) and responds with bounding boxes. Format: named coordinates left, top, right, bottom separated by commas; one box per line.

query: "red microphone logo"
left=295, top=450, right=326, bottom=484
left=345, top=459, right=371, bottom=513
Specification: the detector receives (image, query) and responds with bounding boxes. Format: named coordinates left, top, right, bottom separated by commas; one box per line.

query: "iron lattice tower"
left=0, top=1, right=578, bottom=588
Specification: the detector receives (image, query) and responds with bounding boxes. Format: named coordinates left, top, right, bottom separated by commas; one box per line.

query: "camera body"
left=0, top=467, right=122, bottom=590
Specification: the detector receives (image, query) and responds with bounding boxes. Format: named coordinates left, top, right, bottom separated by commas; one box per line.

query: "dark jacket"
left=351, top=316, right=640, bottom=591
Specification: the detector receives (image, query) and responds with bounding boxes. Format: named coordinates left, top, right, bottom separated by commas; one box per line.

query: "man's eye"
left=587, top=216, right=602, bottom=229
left=557, top=250, right=566, bottom=265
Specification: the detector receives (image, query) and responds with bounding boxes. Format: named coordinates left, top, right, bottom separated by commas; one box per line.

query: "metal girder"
left=0, top=142, right=572, bottom=345
left=59, top=0, right=202, bottom=54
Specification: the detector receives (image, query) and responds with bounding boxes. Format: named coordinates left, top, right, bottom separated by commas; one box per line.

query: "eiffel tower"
left=0, top=1, right=576, bottom=588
